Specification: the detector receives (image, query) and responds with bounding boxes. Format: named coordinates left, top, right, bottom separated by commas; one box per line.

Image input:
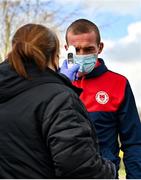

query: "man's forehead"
left=67, top=31, right=97, bottom=44
left=67, top=33, right=97, bottom=48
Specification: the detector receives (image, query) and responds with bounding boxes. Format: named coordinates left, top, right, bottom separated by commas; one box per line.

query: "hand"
left=60, top=60, right=80, bottom=81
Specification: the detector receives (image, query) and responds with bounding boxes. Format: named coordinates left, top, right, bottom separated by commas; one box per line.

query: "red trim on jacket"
left=73, top=71, right=127, bottom=112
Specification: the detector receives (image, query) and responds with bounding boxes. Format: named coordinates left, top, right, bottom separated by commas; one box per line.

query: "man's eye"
left=76, top=48, right=80, bottom=53
left=85, top=48, right=94, bottom=52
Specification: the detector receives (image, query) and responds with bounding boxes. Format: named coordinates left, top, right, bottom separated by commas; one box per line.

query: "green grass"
left=119, top=158, right=126, bottom=179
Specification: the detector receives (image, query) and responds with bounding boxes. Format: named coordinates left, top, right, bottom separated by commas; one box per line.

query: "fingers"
left=70, top=64, right=80, bottom=72
left=61, top=59, right=68, bottom=69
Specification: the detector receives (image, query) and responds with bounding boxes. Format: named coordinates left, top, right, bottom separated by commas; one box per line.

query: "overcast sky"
left=54, top=0, right=141, bottom=109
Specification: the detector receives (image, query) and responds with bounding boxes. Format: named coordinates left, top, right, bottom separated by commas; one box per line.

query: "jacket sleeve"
left=42, top=89, right=115, bottom=178
left=118, top=80, right=141, bottom=178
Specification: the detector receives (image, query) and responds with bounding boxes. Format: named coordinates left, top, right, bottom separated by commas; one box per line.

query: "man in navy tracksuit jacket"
left=73, top=58, right=141, bottom=178
left=61, top=18, right=141, bottom=178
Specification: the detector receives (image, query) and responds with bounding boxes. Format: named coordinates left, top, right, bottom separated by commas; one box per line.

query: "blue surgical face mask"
left=74, top=54, right=97, bottom=73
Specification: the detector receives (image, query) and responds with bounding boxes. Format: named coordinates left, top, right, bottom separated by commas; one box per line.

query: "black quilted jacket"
left=0, top=60, right=115, bottom=178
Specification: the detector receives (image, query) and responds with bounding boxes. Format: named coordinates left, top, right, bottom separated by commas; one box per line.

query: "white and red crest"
left=95, top=91, right=109, bottom=104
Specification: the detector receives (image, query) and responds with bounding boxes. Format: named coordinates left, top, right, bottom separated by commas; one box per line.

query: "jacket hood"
left=0, top=60, right=82, bottom=103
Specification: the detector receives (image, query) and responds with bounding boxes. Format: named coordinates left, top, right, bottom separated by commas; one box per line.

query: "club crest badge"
left=95, top=91, right=109, bottom=104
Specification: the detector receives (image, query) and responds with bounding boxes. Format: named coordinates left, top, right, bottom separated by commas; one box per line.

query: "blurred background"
left=0, top=0, right=141, bottom=111
left=0, top=0, right=141, bottom=177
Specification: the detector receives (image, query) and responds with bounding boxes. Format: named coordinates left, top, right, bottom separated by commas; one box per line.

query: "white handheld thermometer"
left=67, top=45, right=76, bottom=67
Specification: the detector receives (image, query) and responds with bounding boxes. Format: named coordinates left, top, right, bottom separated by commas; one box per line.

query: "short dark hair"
left=66, top=19, right=101, bottom=45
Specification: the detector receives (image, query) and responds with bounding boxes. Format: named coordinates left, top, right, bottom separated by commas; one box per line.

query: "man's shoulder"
left=107, top=69, right=127, bottom=81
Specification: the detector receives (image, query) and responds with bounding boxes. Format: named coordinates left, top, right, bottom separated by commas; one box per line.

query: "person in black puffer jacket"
left=0, top=23, right=115, bottom=178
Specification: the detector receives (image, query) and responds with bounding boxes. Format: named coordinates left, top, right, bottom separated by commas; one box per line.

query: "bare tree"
left=0, top=0, right=79, bottom=61
left=0, top=0, right=20, bottom=60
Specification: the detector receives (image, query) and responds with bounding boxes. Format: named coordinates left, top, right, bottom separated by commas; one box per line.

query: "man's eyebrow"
left=75, top=46, right=94, bottom=50
left=83, top=47, right=95, bottom=50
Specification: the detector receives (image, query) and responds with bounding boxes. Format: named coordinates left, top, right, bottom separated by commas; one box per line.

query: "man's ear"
left=64, top=45, right=68, bottom=51
left=98, top=42, right=104, bottom=54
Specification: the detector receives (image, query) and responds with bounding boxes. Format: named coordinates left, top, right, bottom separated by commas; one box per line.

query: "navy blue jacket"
left=73, top=58, right=141, bottom=178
